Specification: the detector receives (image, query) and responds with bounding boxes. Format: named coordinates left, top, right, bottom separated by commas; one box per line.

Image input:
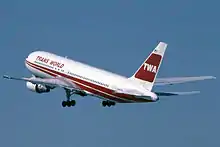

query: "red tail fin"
left=135, top=53, right=162, bottom=82
left=130, top=42, right=167, bottom=90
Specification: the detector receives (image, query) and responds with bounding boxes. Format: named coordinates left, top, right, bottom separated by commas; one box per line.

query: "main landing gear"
left=62, top=100, right=76, bottom=107
left=102, top=100, right=116, bottom=107
left=62, top=88, right=76, bottom=107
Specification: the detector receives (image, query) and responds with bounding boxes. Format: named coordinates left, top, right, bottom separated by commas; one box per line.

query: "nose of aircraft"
left=25, top=51, right=43, bottom=63
left=25, top=51, right=39, bottom=69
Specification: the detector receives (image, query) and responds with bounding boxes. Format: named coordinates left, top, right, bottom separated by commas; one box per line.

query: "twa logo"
left=143, top=63, right=157, bottom=73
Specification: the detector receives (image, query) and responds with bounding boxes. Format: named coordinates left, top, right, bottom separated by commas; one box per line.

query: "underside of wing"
left=155, top=76, right=216, bottom=86
left=3, top=75, right=85, bottom=93
left=155, top=91, right=200, bottom=96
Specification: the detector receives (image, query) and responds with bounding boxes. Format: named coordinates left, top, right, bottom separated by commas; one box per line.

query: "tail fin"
left=130, top=42, right=167, bottom=91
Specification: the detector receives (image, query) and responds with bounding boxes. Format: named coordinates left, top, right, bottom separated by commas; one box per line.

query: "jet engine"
left=26, top=81, right=50, bottom=93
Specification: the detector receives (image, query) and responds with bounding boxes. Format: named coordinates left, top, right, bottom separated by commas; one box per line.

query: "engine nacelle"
left=26, top=82, right=50, bottom=93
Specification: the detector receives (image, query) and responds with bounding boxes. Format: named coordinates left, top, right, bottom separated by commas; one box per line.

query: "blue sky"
left=0, top=0, right=219, bottom=146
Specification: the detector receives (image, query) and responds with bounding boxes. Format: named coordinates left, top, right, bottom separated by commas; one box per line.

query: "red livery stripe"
left=26, top=60, right=152, bottom=103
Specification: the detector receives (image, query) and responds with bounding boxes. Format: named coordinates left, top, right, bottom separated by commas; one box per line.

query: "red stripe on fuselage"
left=26, top=61, right=130, bottom=103
left=26, top=60, right=152, bottom=103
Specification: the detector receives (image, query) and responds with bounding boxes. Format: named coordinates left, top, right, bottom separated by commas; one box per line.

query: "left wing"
left=155, top=76, right=216, bottom=86
left=3, top=75, right=86, bottom=94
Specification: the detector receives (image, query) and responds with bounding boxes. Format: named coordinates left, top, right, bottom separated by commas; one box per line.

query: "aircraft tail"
left=129, top=42, right=167, bottom=91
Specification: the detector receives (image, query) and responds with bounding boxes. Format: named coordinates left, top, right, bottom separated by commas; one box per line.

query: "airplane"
left=3, top=42, right=216, bottom=107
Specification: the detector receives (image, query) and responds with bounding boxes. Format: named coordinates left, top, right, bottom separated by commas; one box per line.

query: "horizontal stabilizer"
left=155, top=76, right=216, bottom=86
left=155, top=91, right=200, bottom=96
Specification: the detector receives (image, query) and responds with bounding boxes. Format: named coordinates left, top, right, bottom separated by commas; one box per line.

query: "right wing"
left=155, top=76, right=216, bottom=86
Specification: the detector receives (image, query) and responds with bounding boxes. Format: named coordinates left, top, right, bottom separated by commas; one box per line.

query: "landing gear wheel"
left=110, top=101, right=116, bottom=106
left=62, top=101, right=67, bottom=107
left=102, top=101, right=116, bottom=107
left=70, top=100, right=76, bottom=106
left=62, top=88, right=76, bottom=108
left=67, top=101, right=72, bottom=107
left=102, top=101, right=107, bottom=107
left=107, top=102, right=111, bottom=107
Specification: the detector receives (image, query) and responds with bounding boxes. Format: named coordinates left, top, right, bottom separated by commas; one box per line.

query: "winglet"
left=3, top=75, right=11, bottom=79
left=211, top=76, right=217, bottom=79
left=3, top=75, right=24, bottom=81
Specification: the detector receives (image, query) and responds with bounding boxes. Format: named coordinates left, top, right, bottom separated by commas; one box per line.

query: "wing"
left=3, top=75, right=86, bottom=94
left=155, top=76, right=216, bottom=86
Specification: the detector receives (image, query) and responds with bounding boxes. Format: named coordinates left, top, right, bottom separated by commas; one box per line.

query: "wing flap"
left=155, top=76, right=216, bottom=86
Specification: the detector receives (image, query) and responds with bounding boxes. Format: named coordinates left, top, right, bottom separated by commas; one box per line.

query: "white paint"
left=143, top=63, right=157, bottom=73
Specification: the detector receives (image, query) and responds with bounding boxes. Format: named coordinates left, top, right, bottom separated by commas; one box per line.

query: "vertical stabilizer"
left=130, top=42, right=167, bottom=91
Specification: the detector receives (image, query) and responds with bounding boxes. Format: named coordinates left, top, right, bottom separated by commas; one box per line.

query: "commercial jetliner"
left=3, top=42, right=216, bottom=107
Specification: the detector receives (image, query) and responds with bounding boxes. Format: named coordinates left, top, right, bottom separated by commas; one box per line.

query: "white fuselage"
left=25, top=51, right=157, bottom=103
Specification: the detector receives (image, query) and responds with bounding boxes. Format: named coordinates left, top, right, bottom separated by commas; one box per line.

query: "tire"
left=62, top=101, right=67, bottom=107
left=71, top=100, right=76, bottom=106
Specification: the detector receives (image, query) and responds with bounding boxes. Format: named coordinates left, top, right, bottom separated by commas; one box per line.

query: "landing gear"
left=102, top=101, right=116, bottom=107
left=62, top=88, right=76, bottom=108
left=62, top=100, right=76, bottom=107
